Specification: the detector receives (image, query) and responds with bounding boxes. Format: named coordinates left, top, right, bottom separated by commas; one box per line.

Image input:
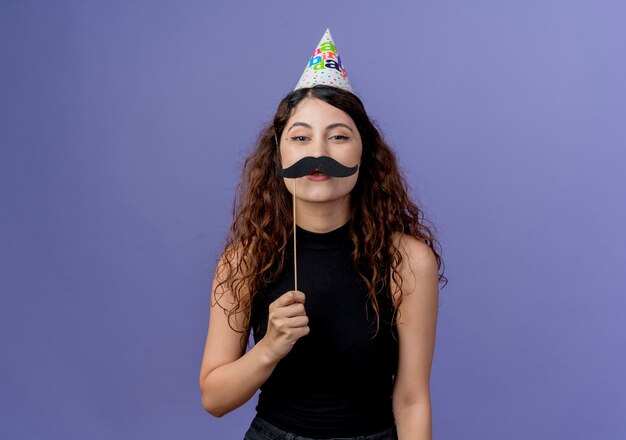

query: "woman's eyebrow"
left=287, top=122, right=312, bottom=132
left=287, top=122, right=354, bottom=133
left=326, top=123, right=354, bottom=133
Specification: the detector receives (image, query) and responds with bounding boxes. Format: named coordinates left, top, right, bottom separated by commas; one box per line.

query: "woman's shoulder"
left=213, top=241, right=255, bottom=297
left=218, top=238, right=257, bottom=271
left=392, top=232, right=439, bottom=309
left=389, top=232, right=439, bottom=304
left=391, top=231, right=437, bottom=267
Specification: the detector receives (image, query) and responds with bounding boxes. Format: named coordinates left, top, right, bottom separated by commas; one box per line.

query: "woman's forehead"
left=287, top=98, right=355, bottom=128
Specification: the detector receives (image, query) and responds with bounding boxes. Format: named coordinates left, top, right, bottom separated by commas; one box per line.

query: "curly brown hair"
left=213, top=85, right=447, bottom=351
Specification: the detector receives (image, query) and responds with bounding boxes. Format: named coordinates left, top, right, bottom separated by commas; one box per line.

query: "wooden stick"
left=292, top=178, right=298, bottom=291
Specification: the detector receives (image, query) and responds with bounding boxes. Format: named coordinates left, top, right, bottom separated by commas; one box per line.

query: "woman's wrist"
left=253, top=338, right=281, bottom=368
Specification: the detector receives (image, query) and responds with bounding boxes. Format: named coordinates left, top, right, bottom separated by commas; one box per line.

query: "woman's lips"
left=306, top=169, right=331, bottom=181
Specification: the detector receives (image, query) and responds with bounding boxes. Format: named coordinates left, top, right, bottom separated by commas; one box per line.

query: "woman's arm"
left=199, top=252, right=310, bottom=417
left=199, top=268, right=275, bottom=417
left=391, top=233, right=440, bottom=440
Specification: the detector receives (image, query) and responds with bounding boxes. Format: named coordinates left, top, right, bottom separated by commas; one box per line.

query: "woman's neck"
left=294, top=194, right=351, bottom=233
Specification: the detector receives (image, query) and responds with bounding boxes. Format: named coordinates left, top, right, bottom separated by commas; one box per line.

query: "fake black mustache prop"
left=277, top=156, right=359, bottom=178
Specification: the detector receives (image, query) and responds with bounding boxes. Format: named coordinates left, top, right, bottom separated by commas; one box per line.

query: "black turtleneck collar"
left=293, top=221, right=352, bottom=250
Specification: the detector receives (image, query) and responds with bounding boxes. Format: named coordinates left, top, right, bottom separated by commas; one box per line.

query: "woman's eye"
left=290, top=136, right=309, bottom=142
left=330, top=135, right=349, bottom=140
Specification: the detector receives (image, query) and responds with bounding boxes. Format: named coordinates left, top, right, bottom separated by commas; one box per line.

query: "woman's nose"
left=310, top=135, right=330, bottom=157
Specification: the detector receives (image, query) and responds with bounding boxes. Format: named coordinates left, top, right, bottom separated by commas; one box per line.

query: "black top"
left=249, top=222, right=399, bottom=437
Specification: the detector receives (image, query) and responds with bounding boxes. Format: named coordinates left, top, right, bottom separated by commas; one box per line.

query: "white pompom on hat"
left=294, top=28, right=354, bottom=93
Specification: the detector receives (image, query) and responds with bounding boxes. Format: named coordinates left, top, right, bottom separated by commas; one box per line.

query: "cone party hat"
left=294, top=28, right=353, bottom=93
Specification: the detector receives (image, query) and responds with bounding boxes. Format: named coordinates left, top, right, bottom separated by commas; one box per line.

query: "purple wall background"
left=2, top=1, right=625, bottom=439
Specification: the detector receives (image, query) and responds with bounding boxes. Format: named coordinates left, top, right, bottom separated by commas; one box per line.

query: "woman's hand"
left=260, top=290, right=310, bottom=363
left=199, top=256, right=308, bottom=417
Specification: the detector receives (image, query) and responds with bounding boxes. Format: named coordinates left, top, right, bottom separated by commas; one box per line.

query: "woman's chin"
left=293, top=191, right=352, bottom=205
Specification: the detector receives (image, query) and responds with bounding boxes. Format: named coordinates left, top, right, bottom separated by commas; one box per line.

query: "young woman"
left=199, top=83, right=446, bottom=440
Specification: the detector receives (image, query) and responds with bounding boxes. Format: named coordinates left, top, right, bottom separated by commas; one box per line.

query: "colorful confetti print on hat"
left=294, top=28, right=354, bottom=93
